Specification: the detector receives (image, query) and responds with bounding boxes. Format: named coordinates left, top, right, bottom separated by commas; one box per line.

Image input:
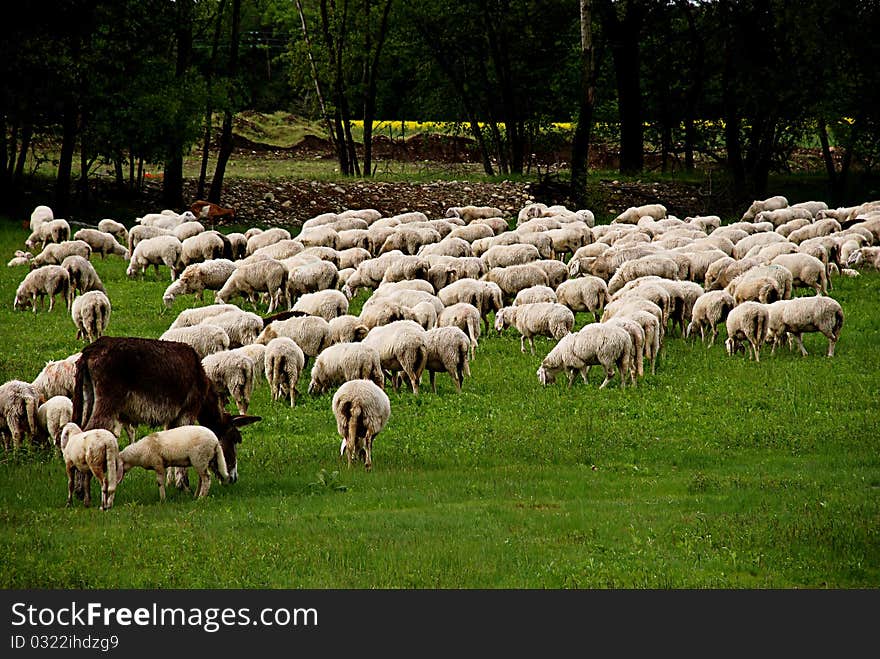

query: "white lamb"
left=0, top=380, right=40, bottom=450
left=35, top=395, right=73, bottom=447
left=162, top=258, right=237, bottom=308
left=264, top=336, right=305, bottom=407
left=308, top=342, right=385, bottom=395
left=332, top=379, right=391, bottom=470
left=202, top=351, right=255, bottom=414
left=198, top=308, right=263, bottom=348
left=724, top=301, right=769, bottom=361
left=31, top=353, right=80, bottom=399
left=70, top=290, right=112, bottom=342
left=362, top=320, right=429, bottom=394
left=98, top=219, right=128, bottom=244
left=292, top=289, right=349, bottom=322
left=59, top=422, right=119, bottom=510
left=117, top=426, right=230, bottom=501
left=687, top=290, right=735, bottom=346
left=555, top=276, right=609, bottom=322
left=215, top=259, right=288, bottom=313
left=126, top=235, right=183, bottom=281
left=494, top=302, right=575, bottom=354
left=31, top=239, right=91, bottom=268
left=14, top=264, right=71, bottom=312
left=437, top=302, right=482, bottom=360
left=73, top=228, right=129, bottom=260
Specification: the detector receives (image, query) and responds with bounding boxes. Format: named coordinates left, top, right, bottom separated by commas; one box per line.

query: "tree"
left=210, top=0, right=243, bottom=203
left=570, top=0, right=596, bottom=205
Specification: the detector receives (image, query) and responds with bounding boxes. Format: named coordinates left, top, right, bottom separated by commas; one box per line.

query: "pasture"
left=0, top=218, right=878, bottom=589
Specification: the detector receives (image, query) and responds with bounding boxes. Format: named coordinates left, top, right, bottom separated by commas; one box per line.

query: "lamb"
left=31, top=353, right=80, bottom=399
left=538, top=323, right=632, bottom=389
left=7, top=250, right=33, bottom=267
left=159, top=324, right=230, bottom=359
left=31, top=240, right=91, bottom=267
left=71, top=290, right=112, bottom=343
left=169, top=303, right=241, bottom=329
left=292, top=289, right=349, bottom=322
left=328, top=314, right=370, bottom=344
left=201, top=351, right=256, bottom=414
left=514, top=285, right=558, bottom=306
left=26, top=218, right=71, bottom=250
left=765, top=296, right=844, bottom=357
left=72, top=228, right=128, bottom=260
left=97, top=219, right=128, bottom=244
left=264, top=336, right=305, bottom=407
left=686, top=290, right=735, bottom=346
left=215, top=259, right=288, bottom=313
left=724, top=301, right=769, bottom=361
left=162, top=259, right=237, bottom=308
left=332, top=379, right=391, bottom=471
left=308, top=342, right=384, bottom=395
left=437, top=302, right=482, bottom=360
left=362, top=320, right=429, bottom=394
left=117, top=426, right=230, bottom=501
left=59, top=423, right=119, bottom=510
left=14, top=264, right=71, bottom=312
left=741, top=195, right=788, bottom=221
left=126, top=235, right=183, bottom=281
left=847, top=246, right=880, bottom=270
left=256, top=315, right=331, bottom=363
left=61, top=255, right=105, bottom=296
left=770, top=252, right=829, bottom=296
left=482, top=264, right=550, bottom=304
left=35, top=395, right=73, bottom=447
left=481, top=243, right=540, bottom=269
left=245, top=227, right=292, bottom=256
left=423, top=326, right=472, bottom=393
left=0, top=380, right=40, bottom=450
left=199, top=308, right=264, bottom=347
left=494, top=302, right=575, bottom=354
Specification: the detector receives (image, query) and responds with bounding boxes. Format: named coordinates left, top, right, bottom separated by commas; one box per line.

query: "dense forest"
left=1, top=0, right=878, bottom=216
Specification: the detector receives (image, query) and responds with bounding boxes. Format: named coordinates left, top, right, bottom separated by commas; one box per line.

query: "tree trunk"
left=570, top=0, right=595, bottom=206
left=163, top=0, right=193, bottom=209
left=295, top=0, right=337, bottom=156
left=198, top=0, right=228, bottom=200
left=79, top=128, right=90, bottom=208
left=362, top=0, right=393, bottom=178
left=55, top=101, right=78, bottom=216
left=209, top=0, right=241, bottom=203
left=13, top=122, right=32, bottom=185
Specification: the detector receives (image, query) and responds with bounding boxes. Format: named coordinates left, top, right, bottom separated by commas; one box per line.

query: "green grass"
left=0, top=219, right=878, bottom=588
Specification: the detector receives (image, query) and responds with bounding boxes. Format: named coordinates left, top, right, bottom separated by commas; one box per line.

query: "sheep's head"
left=494, top=307, right=512, bottom=333
left=59, top=422, right=81, bottom=451
left=536, top=365, right=555, bottom=387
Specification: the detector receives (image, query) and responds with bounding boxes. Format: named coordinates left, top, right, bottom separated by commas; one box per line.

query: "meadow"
left=0, top=218, right=878, bottom=589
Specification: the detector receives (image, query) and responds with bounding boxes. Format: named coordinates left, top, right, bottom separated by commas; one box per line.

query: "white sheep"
left=26, top=218, right=71, bottom=250
left=98, top=219, right=128, bottom=244
left=229, top=343, right=267, bottom=383
left=482, top=264, right=550, bottom=304
left=117, top=425, right=230, bottom=501
left=726, top=264, right=793, bottom=303
left=159, top=323, right=230, bottom=359
left=437, top=302, right=482, bottom=360
left=770, top=253, right=829, bottom=296
left=179, top=231, right=226, bottom=267
left=15, top=264, right=72, bottom=313
left=514, top=285, right=558, bottom=306
left=765, top=296, right=844, bottom=357
left=482, top=243, right=540, bottom=269
left=285, top=259, right=339, bottom=304
left=127, top=224, right=174, bottom=254
left=73, top=228, right=129, bottom=260
left=292, top=289, right=349, bottom=321
left=328, top=314, right=369, bottom=344
left=215, top=259, right=287, bottom=313
left=174, top=220, right=206, bottom=241
left=445, top=205, right=504, bottom=222
left=202, top=351, right=256, bottom=414
left=308, top=342, right=384, bottom=395
left=538, top=323, right=632, bottom=389
left=741, top=195, right=788, bottom=221
left=256, top=315, right=331, bottom=362
left=31, top=239, right=91, bottom=267
left=31, top=353, right=80, bottom=400
left=169, top=303, right=240, bottom=329
left=724, top=301, right=769, bottom=361
left=126, top=235, right=183, bottom=281
left=362, top=320, right=428, bottom=394
left=162, top=258, right=237, bottom=308
left=264, top=336, right=305, bottom=407
left=687, top=290, right=735, bottom=346
left=7, top=250, right=33, bottom=267
left=35, top=395, right=73, bottom=447
left=60, top=254, right=105, bottom=298
left=59, top=422, right=119, bottom=510
left=494, top=302, right=575, bottom=354
left=198, top=308, right=263, bottom=348
left=0, top=380, right=40, bottom=450
left=555, top=276, right=609, bottom=322
left=602, top=316, right=645, bottom=383
left=245, top=227, right=292, bottom=256
left=71, top=290, right=112, bottom=342
left=332, top=379, right=391, bottom=470
left=613, top=203, right=667, bottom=224
left=423, top=326, right=471, bottom=393
left=29, top=205, right=54, bottom=232
left=536, top=333, right=589, bottom=387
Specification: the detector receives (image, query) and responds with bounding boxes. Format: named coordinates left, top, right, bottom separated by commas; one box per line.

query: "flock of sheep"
left=2, top=192, right=879, bottom=508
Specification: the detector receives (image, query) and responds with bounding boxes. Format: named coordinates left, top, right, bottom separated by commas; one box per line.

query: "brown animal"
left=191, top=200, right=236, bottom=224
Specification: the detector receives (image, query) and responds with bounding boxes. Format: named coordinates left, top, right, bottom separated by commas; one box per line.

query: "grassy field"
left=0, top=219, right=878, bottom=589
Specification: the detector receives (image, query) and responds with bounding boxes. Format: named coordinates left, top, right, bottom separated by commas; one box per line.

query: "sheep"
left=363, top=320, right=429, bottom=394
left=14, top=264, right=71, bottom=312
left=367, top=287, right=444, bottom=319
left=127, top=224, right=174, bottom=254
left=162, top=258, right=237, bottom=308
left=425, top=255, right=487, bottom=290
left=603, top=316, right=645, bottom=383
left=159, top=324, right=230, bottom=359
left=411, top=300, right=439, bottom=330
left=59, top=423, right=119, bottom=510
left=726, top=264, right=793, bottom=302
left=494, top=302, right=575, bottom=354
left=201, top=351, right=255, bottom=414
left=169, top=303, right=241, bottom=329
left=328, top=314, right=369, bottom=344
left=31, top=353, right=80, bottom=400
left=482, top=264, right=550, bottom=305
left=339, top=208, right=382, bottom=224
left=332, top=379, right=391, bottom=471
left=357, top=298, right=417, bottom=330
left=704, top=256, right=760, bottom=291
left=765, top=296, right=844, bottom=357
left=98, top=218, right=128, bottom=244
left=788, top=218, right=842, bottom=245
left=264, top=337, right=305, bottom=407
left=71, top=228, right=127, bottom=260
left=482, top=243, right=540, bottom=269
left=789, top=200, right=829, bottom=218
left=341, top=252, right=403, bottom=298
left=613, top=203, right=667, bottom=224
left=256, top=315, right=331, bottom=363
left=686, top=290, right=735, bottom=346
left=126, top=235, right=183, bottom=281
left=297, top=225, right=340, bottom=250
left=544, top=224, right=593, bottom=261
left=754, top=207, right=813, bottom=227
left=448, top=223, right=495, bottom=243
left=601, top=296, right=665, bottom=340
left=227, top=343, right=267, bottom=384
left=179, top=231, right=226, bottom=268
left=748, top=240, right=800, bottom=263
left=29, top=205, right=54, bottom=232
left=336, top=228, right=374, bottom=253
left=284, top=259, right=339, bottom=305
left=292, top=289, right=349, bottom=322
left=246, top=238, right=305, bottom=262
left=540, top=323, right=632, bottom=389
left=770, top=253, right=829, bottom=296
left=215, top=259, right=288, bottom=313
left=531, top=259, right=570, bottom=289
left=31, top=239, right=91, bottom=267
left=775, top=218, right=812, bottom=238
left=35, top=395, right=73, bottom=447
left=224, top=232, right=247, bottom=259
left=71, top=290, right=112, bottom=343
left=26, top=218, right=71, bottom=250
left=514, top=285, right=558, bottom=306
left=117, top=426, right=229, bottom=501
left=245, top=227, right=292, bottom=255
left=445, top=205, right=504, bottom=222
left=437, top=278, right=503, bottom=334
left=379, top=255, right=432, bottom=284
left=727, top=274, right=783, bottom=306
left=418, top=236, right=474, bottom=258
left=61, top=255, right=105, bottom=296
left=423, top=326, right=472, bottom=393
left=536, top=333, right=589, bottom=387
left=379, top=225, right=442, bottom=256
left=847, top=246, right=880, bottom=270
left=606, top=256, right=681, bottom=296
left=724, top=301, right=769, bottom=361
left=336, top=247, right=372, bottom=270
left=741, top=195, right=788, bottom=221
left=308, top=342, right=384, bottom=395
left=199, top=309, right=264, bottom=348
left=7, top=250, right=33, bottom=267
left=437, top=302, right=482, bottom=360
left=0, top=380, right=40, bottom=450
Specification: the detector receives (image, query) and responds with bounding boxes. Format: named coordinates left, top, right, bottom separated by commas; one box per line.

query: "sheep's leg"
left=567, top=369, right=577, bottom=388
left=430, top=371, right=437, bottom=394
left=196, top=469, right=210, bottom=498
left=827, top=335, right=837, bottom=357
left=82, top=472, right=92, bottom=508
left=520, top=335, right=526, bottom=353
left=529, top=336, right=536, bottom=355
left=793, top=333, right=808, bottom=357
left=598, top=366, right=613, bottom=389
left=289, top=383, right=297, bottom=408
left=156, top=466, right=167, bottom=502
left=750, top=340, right=761, bottom=362
left=363, top=434, right=374, bottom=471
left=66, top=464, right=77, bottom=507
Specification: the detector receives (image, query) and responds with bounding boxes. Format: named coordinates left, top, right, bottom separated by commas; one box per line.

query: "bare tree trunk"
left=209, top=0, right=241, bottom=203
left=362, top=0, right=393, bottom=178
left=570, top=0, right=595, bottom=206
left=13, top=122, right=32, bottom=185
left=55, top=101, right=78, bottom=216
left=198, top=0, right=228, bottom=200
left=163, top=0, right=194, bottom=209
left=295, top=0, right=337, bottom=155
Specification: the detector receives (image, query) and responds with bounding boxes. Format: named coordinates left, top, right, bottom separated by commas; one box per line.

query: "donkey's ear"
left=232, top=415, right=261, bottom=428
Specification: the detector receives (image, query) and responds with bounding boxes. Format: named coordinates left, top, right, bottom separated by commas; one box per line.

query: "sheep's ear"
left=232, top=415, right=261, bottom=428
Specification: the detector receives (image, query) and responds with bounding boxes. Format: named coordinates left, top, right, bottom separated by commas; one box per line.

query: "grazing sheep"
left=538, top=323, right=632, bottom=389
left=60, top=254, right=105, bottom=297
left=264, top=337, right=305, bottom=407
left=127, top=224, right=174, bottom=254
left=340, top=251, right=403, bottom=298
left=179, top=231, right=226, bottom=268
left=59, top=423, right=119, bottom=510
left=31, top=239, right=91, bottom=268
left=26, top=218, right=71, bottom=250
left=160, top=324, right=230, bottom=359
left=741, top=195, right=788, bottom=221
left=117, top=426, right=229, bottom=501
left=98, top=219, right=128, bottom=244
left=482, top=243, right=540, bottom=269
left=445, top=205, right=504, bottom=222
left=613, top=203, right=667, bottom=224
left=770, top=253, right=829, bottom=296
left=126, top=235, right=183, bottom=281
left=494, top=302, right=575, bottom=354
left=555, top=276, right=609, bottom=322
left=765, top=296, right=844, bottom=357
left=437, top=302, right=482, bottom=360
left=724, top=301, right=769, bottom=361
left=606, top=254, right=682, bottom=294
left=788, top=218, right=842, bottom=245
left=292, top=289, right=349, bottom=322
left=687, top=290, right=735, bottom=346
left=536, top=333, right=589, bottom=387
left=423, top=326, right=471, bottom=393
left=328, top=314, right=369, bottom=344
left=482, top=264, right=550, bottom=304
left=379, top=225, right=442, bottom=256
left=448, top=223, right=495, bottom=243
left=198, top=309, right=263, bottom=348
left=228, top=343, right=267, bottom=383
left=514, top=285, right=558, bottom=306
left=602, top=316, right=645, bottom=383
left=202, top=351, right=256, bottom=414
left=531, top=259, right=570, bottom=288
left=162, top=258, right=236, bottom=308
left=284, top=260, right=339, bottom=304
left=73, top=228, right=129, bottom=260
left=245, top=227, right=292, bottom=256
left=35, top=395, right=74, bottom=447
left=169, top=303, right=240, bottom=329
left=31, top=353, right=80, bottom=400
left=71, top=290, right=112, bottom=342
left=15, top=264, right=72, bottom=313
left=0, top=380, right=40, bottom=450
left=29, top=205, right=54, bottom=232
left=332, top=379, right=391, bottom=470
left=726, top=264, right=793, bottom=303
left=437, top=278, right=502, bottom=334
left=256, top=315, right=331, bottom=363
left=731, top=231, right=787, bottom=260
left=308, top=342, right=384, bottom=395
left=363, top=320, right=428, bottom=394
left=215, top=259, right=288, bottom=313
left=173, top=220, right=205, bottom=242
left=379, top=255, right=432, bottom=285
